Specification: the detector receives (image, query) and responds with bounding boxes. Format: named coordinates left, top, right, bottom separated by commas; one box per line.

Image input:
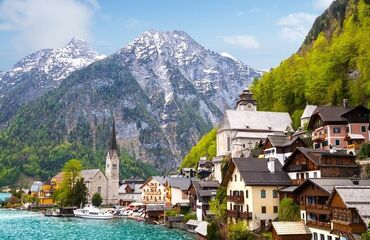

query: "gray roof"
left=220, top=110, right=292, bottom=132
left=194, top=221, right=208, bottom=237
left=272, top=221, right=311, bottom=235
left=118, top=183, right=143, bottom=194
left=192, top=180, right=219, bottom=200
left=278, top=186, right=298, bottom=193
left=81, top=169, right=101, bottom=180
left=151, top=176, right=168, bottom=185
left=30, top=181, right=43, bottom=192
left=334, top=186, right=370, bottom=226
left=266, top=135, right=302, bottom=148
left=146, top=204, right=165, bottom=212
left=306, top=178, right=370, bottom=194
left=301, top=105, right=317, bottom=119
left=234, top=158, right=291, bottom=186
left=167, top=177, right=192, bottom=191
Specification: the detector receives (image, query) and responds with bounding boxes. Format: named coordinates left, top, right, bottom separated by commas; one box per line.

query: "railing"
left=227, top=210, right=252, bottom=220
left=307, top=220, right=331, bottom=230
left=312, top=133, right=326, bottom=141
left=239, top=211, right=252, bottom=220
left=347, top=143, right=361, bottom=150
left=302, top=204, right=330, bottom=211
left=289, top=164, right=308, bottom=171
left=227, top=195, right=244, bottom=204
left=292, top=179, right=305, bottom=185
left=144, top=191, right=161, bottom=195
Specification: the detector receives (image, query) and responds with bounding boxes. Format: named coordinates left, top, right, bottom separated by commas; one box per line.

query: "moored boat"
left=73, top=204, right=113, bottom=220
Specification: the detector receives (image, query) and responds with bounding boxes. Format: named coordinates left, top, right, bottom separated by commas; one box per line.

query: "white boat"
left=73, top=204, right=113, bottom=220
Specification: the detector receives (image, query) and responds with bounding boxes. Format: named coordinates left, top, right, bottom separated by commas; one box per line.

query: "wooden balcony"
left=331, top=220, right=367, bottom=234
left=289, top=164, right=308, bottom=171
left=240, top=211, right=252, bottom=220
left=227, top=210, right=252, bottom=220
left=312, top=133, right=326, bottom=141
left=302, top=204, right=330, bottom=212
left=307, top=220, right=331, bottom=230
left=145, top=191, right=161, bottom=195
left=347, top=143, right=361, bottom=150
left=292, top=179, right=305, bottom=185
left=227, top=195, right=244, bottom=204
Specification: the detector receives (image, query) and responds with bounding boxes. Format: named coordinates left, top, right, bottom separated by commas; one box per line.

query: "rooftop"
left=272, top=221, right=311, bottom=235
left=301, top=105, right=317, bottom=120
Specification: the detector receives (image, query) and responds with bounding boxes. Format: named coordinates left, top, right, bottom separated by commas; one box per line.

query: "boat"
left=73, top=205, right=113, bottom=220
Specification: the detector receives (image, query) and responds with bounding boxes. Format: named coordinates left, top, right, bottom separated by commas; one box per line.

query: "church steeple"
left=109, top=118, right=117, bottom=151
left=235, top=88, right=257, bottom=111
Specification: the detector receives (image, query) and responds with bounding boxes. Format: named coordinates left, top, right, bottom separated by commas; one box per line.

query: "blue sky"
left=0, top=0, right=334, bottom=71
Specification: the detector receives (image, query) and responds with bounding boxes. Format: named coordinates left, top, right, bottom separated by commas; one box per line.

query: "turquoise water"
left=0, top=193, right=11, bottom=202
left=0, top=210, right=194, bottom=240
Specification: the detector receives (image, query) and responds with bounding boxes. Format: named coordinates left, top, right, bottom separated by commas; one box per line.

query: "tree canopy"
left=278, top=198, right=300, bottom=221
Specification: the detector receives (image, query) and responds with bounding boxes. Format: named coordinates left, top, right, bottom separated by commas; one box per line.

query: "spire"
left=110, top=118, right=117, bottom=150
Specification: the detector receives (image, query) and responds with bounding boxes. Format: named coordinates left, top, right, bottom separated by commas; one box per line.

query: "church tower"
left=235, top=88, right=257, bottom=111
left=105, top=119, right=120, bottom=204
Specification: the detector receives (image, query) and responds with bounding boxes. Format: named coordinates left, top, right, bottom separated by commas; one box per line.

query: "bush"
left=92, top=192, right=103, bottom=207
left=228, top=222, right=254, bottom=240
left=278, top=198, right=300, bottom=221
left=183, top=211, right=197, bottom=222
left=207, top=220, right=221, bottom=240
left=165, top=209, right=179, bottom=217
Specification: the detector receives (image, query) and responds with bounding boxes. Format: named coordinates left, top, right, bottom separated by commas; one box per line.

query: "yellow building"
left=222, top=157, right=291, bottom=230
left=38, top=172, right=64, bottom=204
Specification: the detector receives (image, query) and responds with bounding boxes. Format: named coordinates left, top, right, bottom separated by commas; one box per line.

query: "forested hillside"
left=180, top=128, right=217, bottom=169
left=251, top=0, right=370, bottom=128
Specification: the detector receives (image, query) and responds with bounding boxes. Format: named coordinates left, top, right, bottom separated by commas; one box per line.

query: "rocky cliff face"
left=0, top=38, right=105, bottom=126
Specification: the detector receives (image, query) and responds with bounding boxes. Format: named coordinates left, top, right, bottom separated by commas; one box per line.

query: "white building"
left=222, top=157, right=291, bottom=231
left=217, top=89, right=293, bottom=158
left=141, top=176, right=167, bottom=204
left=165, top=177, right=192, bottom=206
left=81, top=169, right=107, bottom=204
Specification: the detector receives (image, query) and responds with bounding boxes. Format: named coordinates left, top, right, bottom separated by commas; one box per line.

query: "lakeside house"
left=293, top=178, right=370, bottom=239
left=327, top=186, right=370, bottom=239
left=216, top=89, right=293, bottom=159
left=141, top=176, right=167, bottom=204
left=271, top=221, right=312, bottom=240
left=222, top=157, right=291, bottom=231
left=164, top=176, right=192, bottom=206
left=308, top=102, right=370, bottom=154
left=118, top=178, right=144, bottom=206
left=189, top=180, right=219, bottom=221
left=282, top=147, right=359, bottom=185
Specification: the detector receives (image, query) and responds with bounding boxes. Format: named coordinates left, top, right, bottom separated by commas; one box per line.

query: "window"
left=273, top=206, right=278, bottom=213
left=335, top=139, right=340, bottom=146
left=240, top=175, right=242, bottom=181
left=273, top=190, right=278, bottom=198
left=333, top=127, right=341, bottom=133
left=346, top=127, right=349, bottom=133
left=305, top=173, right=309, bottom=179
left=362, top=126, right=367, bottom=132
left=302, top=213, right=305, bottom=220
left=260, top=190, right=266, bottom=198
left=328, top=236, right=332, bottom=240
left=227, top=136, right=231, bottom=152
left=296, top=173, right=299, bottom=179
left=245, top=190, right=248, bottom=199
left=313, top=233, right=318, bottom=240
left=97, top=187, right=101, bottom=193
left=234, top=174, right=237, bottom=182
left=320, top=234, right=325, bottom=240
left=113, top=164, right=117, bottom=170
left=314, top=172, right=318, bottom=178
left=230, top=190, right=232, bottom=196
left=261, top=206, right=266, bottom=213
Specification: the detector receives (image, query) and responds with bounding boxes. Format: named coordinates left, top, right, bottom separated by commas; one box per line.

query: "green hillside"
left=180, top=128, right=217, bottom=169
left=251, top=0, right=370, bottom=128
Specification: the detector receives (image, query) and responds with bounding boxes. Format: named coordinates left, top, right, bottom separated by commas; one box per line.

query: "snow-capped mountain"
left=0, top=30, right=262, bottom=173
left=116, top=30, right=261, bottom=111
left=0, top=38, right=105, bottom=125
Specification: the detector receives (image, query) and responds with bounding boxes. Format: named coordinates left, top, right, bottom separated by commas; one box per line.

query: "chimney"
left=351, top=176, right=360, bottom=185
left=343, top=99, right=348, bottom=108
left=267, top=158, right=275, bottom=173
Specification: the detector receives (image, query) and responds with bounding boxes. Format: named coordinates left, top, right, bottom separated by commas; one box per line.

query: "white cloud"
left=124, top=18, right=143, bottom=28
left=313, top=0, right=334, bottom=10
left=0, top=0, right=98, bottom=51
left=277, top=12, right=316, bottom=42
left=222, top=35, right=260, bottom=49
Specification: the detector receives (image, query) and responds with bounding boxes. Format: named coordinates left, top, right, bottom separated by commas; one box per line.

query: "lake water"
left=0, top=210, right=194, bottom=240
left=0, top=193, right=11, bottom=202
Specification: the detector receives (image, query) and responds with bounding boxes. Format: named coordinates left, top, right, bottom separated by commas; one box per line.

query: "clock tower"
left=105, top=119, right=120, bottom=204
left=235, top=88, right=257, bottom=111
